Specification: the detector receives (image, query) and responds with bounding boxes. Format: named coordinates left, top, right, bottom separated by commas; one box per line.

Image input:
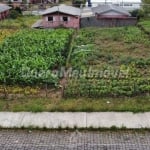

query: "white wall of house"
left=86, top=0, right=141, bottom=11
left=9, top=0, right=22, bottom=2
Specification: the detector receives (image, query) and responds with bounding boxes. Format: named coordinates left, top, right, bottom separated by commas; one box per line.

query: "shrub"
left=130, top=9, right=144, bottom=20
left=9, top=9, right=21, bottom=19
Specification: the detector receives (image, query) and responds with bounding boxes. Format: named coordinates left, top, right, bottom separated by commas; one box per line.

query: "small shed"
left=0, top=4, right=11, bottom=20
left=33, top=5, right=81, bottom=29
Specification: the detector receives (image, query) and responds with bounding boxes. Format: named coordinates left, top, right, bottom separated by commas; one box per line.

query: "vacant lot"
left=0, top=18, right=150, bottom=112
left=65, top=27, right=150, bottom=98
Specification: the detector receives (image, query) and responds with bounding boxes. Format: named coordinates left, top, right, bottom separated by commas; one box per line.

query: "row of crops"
left=0, top=29, right=73, bottom=85
left=64, top=77, right=150, bottom=98
left=0, top=26, right=150, bottom=98
left=64, top=27, right=150, bottom=98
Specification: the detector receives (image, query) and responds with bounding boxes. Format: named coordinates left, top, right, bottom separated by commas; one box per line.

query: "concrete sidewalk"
left=0, top=112, right=150, bottom=129
left=0, top=130, right=150, bottom=150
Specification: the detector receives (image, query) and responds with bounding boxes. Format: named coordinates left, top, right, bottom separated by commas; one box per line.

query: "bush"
left=9, top=7, right=22, bottom=19
left=130, top=9, right=144, bottom=20
left=15, top=7, right=22, bottom=14
left=72, top=0, right=85, bottom=7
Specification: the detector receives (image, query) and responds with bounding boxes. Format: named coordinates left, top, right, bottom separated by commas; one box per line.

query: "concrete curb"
left=0, top=112, right=150, bottom=129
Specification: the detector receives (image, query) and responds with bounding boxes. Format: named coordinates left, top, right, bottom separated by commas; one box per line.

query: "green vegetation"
left=130, top=9, right=144, bottom=19
left=0, top=15, right=39, bottom=43
left=0, top=96, right=149, bottom=112
left=9, top=7, right=22, bottom=19
left=0, top=29, right=73, bottom=85
left=0, top=16, right=150, bottom=112
left=0, top=29, right=17, bottom=43
left=139, top=19, right=150, bottom=33
left=142, top=0, right=150, bottom=17
left=0, top=15, right=40, bottom=29
left=65, top=27, right=150, bottom=98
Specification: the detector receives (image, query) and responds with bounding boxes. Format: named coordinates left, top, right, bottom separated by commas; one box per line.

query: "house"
left=32, top=4, right=136, bottom=29
left=32, top=5, right=81, bottom=29
left=10, top=0, right=22, bottom=8
left=86, top=0, right=141, bottom=11
left=117, top=0, right=141, bottom=11
left=27, top=0, right=59, bottom=4
left=80, top=4, right=137, bottom=27
left=92, top=4, right=131, bottom=18
left=0, top=4, right=11, bottom=20
left=2, top=0, right=22, bottom=8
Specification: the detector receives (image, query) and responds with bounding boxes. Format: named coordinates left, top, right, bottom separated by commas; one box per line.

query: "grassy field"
left=65, top=26, right=150, bottom=98
left=0, top=16, right=150, bottom=112
left=0, top=15, right=40, bottom=29
left=71, top=27, right=150, bottom=70
left=0, top=15, right=40, bottom=43
left=0, top=96, right=150, bottom=112
left=138, top=19, right=150, bottom=33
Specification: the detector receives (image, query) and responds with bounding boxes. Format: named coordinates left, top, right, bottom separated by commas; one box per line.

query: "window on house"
left=48, top=16, right=53, bottom=21
left=63, top=16, right=68, bottom=22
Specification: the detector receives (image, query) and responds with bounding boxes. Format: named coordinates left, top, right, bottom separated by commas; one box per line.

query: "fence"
left=80, top=17, right=137, bottom=28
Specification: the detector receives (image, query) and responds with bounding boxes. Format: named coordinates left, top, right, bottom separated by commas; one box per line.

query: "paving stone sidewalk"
left=0, top=129, right=150, bottom=150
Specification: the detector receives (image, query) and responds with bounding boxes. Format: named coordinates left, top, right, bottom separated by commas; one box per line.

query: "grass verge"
left=0, top=96, right=149, bottom=112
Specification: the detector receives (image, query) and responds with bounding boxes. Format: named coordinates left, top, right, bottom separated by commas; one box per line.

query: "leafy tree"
left=9, top=7, right=22, bottom=19
left=72, top=0, right=86, bottom=7
left=142, top=0, right=150, bottom=16
left=15, top=7, right=22, bottom=14
left=130, top=9, right=144, bottom=20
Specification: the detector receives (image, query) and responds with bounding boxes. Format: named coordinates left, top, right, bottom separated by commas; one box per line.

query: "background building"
left=86, top=0, right=142, bottom=11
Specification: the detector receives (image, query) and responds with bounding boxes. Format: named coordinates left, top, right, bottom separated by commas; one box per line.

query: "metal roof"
left=81, top=7, right=94, bottom=18
left=92, top=4, right=131, bottom=16
left=32, top=19, right=43, bottom=28
left=41, top=5, right=81, bottom=16
left=0, top=4, right=11, bottom=13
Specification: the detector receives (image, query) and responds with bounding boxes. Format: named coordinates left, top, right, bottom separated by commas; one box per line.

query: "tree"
left=72, top=0, right=86, bottom=7
left=142, top=0, right=150, bottom=16
left=130, top=9, right=144, bottom=20
left=9, top=7, right=22, bottom=19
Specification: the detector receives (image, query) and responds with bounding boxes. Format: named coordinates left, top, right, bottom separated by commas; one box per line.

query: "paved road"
left=0, top=129, right=150, bottom=150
